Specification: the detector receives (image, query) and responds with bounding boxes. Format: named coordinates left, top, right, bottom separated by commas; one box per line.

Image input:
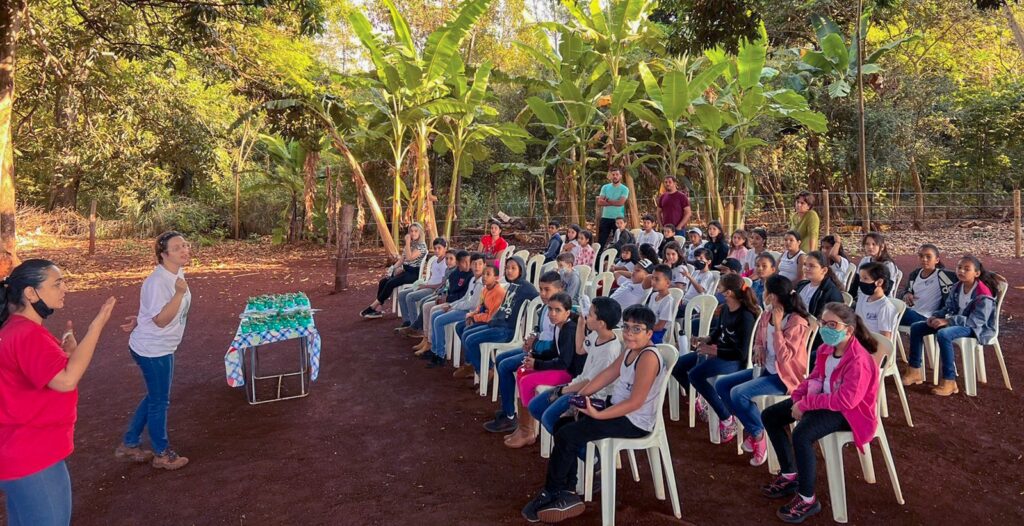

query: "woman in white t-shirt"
left=777, top=231, right=805, bottom=282
left=854, top=262, right=898, bottom=339
left=526, top=297, right=623, bottom=445
left=115, top=231, right=192, bottom=471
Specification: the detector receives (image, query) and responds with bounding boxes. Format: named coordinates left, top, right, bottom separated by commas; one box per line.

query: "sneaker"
left=151, top=449, right=189, bottom=471
left=359, top=307, right=375, bottom=318
left=777, top=495, right=821, bottom=523
left=522, top=489, right=557, bottom=523
left=114, top=444, right=154, bottom=463
left=695, top=397, right=709, bottom=423
left=483, top=415, right=518, bottom=434
left=363, top=309, right=383, bottom=319
left=741, top=432, right=756, bottom=453
left=394, top=323, right=410, bottom=332
left=537, top=490, right=586, bottom=523
left=750, top=434, right=769, bottom=467
left=761, top=474, right=798, bottom=499
left=426, top=355, right=446, bottom=368
left=719, top=416, right=737, bottom=444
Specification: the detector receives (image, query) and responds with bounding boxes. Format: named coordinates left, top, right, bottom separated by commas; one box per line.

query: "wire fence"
left=349, top=190, right=1021, bottom=255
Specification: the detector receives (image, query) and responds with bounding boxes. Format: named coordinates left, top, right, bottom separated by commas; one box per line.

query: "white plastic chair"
left=497, top=245, right=516, bottom=279
left=888, top=268, right=903, bottom=299
left=878, top=299, right=913, bottom=426
left=767, top=251, right=782, bottom=264
left=527, top=254, right=545, bottom=288
left=591, top=242, right=600, bottom=254
left=843, top=266, right=857, bottom=291
left=707, top=271, right=722, bottom=296
left=667, top=294, right=718, bottom=423
left=840, top=291, right=854, bottom=307
left=597, top=248, right=617, bottom=274
left=577, top=344, right=682, bottom=526
left=950, top=280, right=1010, bottom=396
left=629, top=228, right=642, bottom=240
left=591, top=272, right=614, bottom=299
left=817, top=333, right=905, bottom=523
left=575, top=265, right=593, bottom=298
left=392, top=256, right=435, bottom=316
left=661, top=289, right=685, bottom=351
left=479, top=297, right=541, bottom=398
left=759, top=316, right=818, bottom=474
left=540, top=261, right=557, bottom=277
left=514, top=249, right=530, bottom=263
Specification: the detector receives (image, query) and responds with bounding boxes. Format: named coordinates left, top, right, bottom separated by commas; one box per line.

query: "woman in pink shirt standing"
left=758, top=302, right=880, bottom=524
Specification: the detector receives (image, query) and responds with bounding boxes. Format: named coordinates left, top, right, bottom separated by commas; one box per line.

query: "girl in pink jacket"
left=759, top=302, right=881, bottom=524
left=714, top=275, right=810, bottom=467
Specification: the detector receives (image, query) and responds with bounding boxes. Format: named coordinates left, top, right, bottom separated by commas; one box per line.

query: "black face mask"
left=31, top=298, right=54, bottom=319
left=858, top=281, right=878, bottom=296
left=693, top=260, right=706, bottom=271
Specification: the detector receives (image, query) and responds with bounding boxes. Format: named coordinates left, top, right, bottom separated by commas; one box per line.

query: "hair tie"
left=741, top=283, right=749, bottom=291
left=790, top=290, right=796, bottom=295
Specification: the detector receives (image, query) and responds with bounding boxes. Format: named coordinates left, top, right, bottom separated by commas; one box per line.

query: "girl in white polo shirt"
left=115, top=231, right=192, bottom=471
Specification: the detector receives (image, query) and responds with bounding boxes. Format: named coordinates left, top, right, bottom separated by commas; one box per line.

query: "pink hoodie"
left=791, top=337, right=880, bottom=452
left=753, top=309, right=809, bottom=393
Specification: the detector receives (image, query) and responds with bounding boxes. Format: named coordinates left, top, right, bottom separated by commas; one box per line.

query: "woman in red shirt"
left=479, top=221, right=509, bottom=266
left=0, top=259, right=116, bottom=526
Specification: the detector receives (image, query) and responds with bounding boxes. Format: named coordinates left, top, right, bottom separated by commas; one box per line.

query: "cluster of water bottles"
left=240, top=293, right=314, bottom=334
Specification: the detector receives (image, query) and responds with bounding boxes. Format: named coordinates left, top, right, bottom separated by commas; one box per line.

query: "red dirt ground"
left=2, top=243, right=1023, bottom=525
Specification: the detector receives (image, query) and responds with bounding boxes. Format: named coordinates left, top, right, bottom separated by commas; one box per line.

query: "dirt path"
left=3, top=248, right=1023, bottom=525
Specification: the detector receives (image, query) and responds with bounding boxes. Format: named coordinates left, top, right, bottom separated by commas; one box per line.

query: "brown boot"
left=452, top=365, right=475, bottom=379
left=931, top=379, right=959, bottom=396
left=413, top=337, right=429, bottom=350
left=151, top=449, right=189, bottom=471
left=901, top=367, right=924, bottom=386
left=114, top=444, right=154, bottom=463
left=505, top=426, right=537, bottom=448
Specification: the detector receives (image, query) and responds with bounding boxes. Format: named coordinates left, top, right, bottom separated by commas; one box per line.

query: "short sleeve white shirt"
left=129, top=265, right=191, bottom=357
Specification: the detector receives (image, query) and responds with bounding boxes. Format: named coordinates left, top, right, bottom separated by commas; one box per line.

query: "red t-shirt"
left=481, top=235, right=509, bottom=259
left=657, top=191, right=690, bottom=227
left=0, top=315, right=76, bottom=480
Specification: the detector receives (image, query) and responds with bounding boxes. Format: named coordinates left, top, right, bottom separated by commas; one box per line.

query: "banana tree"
left=690, top=28, right=828, bottom=233
left=258, top=134, right=307, bottom=243
left=434, top=60, right=529, bottom=238
left=347, top=0, right=494, bottom=242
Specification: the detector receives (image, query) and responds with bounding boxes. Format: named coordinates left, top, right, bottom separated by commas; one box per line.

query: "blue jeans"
left=671, top=352, right=742, bottom=420
left=430, top=308, right=468, bottom=358
left=401, top=288, right=435, bottom=325
left=124, top=350, right=174, bottom=455
left=462, top=326, right=514, bottom=373
left=497, top=349, right=526, bottom=416
left=909, top=321, right=974, bottom=380
left=899, top=308, right=927, bottom=327
left=651, top=329, right=666, bottom=344
left=529, top=391, right=574, bottom=435
left=715, top=370, right=787, bottom=437
left=0, top=460, right=71, bottom=526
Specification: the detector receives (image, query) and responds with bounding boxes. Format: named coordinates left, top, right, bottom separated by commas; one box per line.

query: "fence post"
left=1015, top=189, right=1021, bottom=259
left=334, top=204, right=354, bottom=293
left=88, top=198, right=96, bottom=253
left=822, top=190, right=831, bottom=235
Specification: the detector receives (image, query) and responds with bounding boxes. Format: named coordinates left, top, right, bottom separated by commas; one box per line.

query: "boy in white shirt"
left=644, top=264, right=676, bottom=344
left=635, top=214, right=664, bottom=250
left=684, top=227, right=706, bottom=263
left=611, top=259, right=654, bottom=309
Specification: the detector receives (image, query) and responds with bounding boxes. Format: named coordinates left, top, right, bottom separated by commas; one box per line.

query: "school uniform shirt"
left=682, top=269, right=714, bottom=305
left=0, top=316, right=77, bottom=480
left=611, top=281, right=648, bottom=308
left=576, top=331, right=623, bottom=399
left=670, top=265, right=689, bottom=286
left=798, top=282, right=819, bottom=311
left=611, top=347, right=668, bottom=432
left=645, top=291, right=676, bottom=326
left=685, top=241, right=706, bottom=263
left=902, top=268, right=957, bottom=318
left=636, top=230, right=664, bottom=250
left=743, top=249, right=759, bottom=274
left=822, top=352, right=842, bottom=394
left=831, top=257, right=851, bottom=286
left=856, top=295, right=897, bottom=335
left=449, top=276, right=483, bottom=312
left=129, top=265, right=192, bottom=358
left=425, top=257, right=449, bottom=286
left=850, top=257, right=898, bottom=298
left=777, top=250, right=804, bottom=282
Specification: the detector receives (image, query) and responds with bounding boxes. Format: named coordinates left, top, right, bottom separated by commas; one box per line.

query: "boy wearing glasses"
left=522, top=305, right=669, bottom=523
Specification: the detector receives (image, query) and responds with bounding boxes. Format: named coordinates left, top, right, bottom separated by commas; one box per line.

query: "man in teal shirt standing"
left=596, top=168, right=629, bottom=251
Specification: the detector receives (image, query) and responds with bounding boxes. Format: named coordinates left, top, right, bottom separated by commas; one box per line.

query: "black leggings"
left=762, top=398, right=850, bottom=498
left=545, top=414, right=647, bottom=493
left=597, top=218, right=617, bottom=251
left=375, top=266, right=419, bottom=303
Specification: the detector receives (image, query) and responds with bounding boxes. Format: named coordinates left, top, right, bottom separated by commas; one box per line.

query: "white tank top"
left=611, top=346, right=667, bottom=432
left=778, top=250, right=804, bottom=281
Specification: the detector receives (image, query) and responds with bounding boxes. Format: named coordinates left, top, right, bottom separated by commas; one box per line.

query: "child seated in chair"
left=521, top=305, right=667, bottom=523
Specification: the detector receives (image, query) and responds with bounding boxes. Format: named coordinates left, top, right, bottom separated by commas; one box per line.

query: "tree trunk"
left=855, top=0, right=871, bottom=232
left=443, top=150, right=461, bottom=239
left=909, top=154, right=924, bottom=230
left=325, top=165, right=335, bottom=248
left=0, top=0, right=24, bottom=276
left=1003, top=1, right=1024, bottom=57
left=540, top=176, right=550, bottom=227
left=47, top=77, right=84, bottom=210
left=303, top=148, right=319, bottom=238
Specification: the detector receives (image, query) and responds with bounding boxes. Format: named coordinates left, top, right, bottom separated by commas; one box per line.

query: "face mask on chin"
left=31, top=298, right=54, bottom=319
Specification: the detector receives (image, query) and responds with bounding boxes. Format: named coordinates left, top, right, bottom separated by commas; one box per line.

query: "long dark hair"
left=0, top=259, right=58, bottom=326
left=618, top=243, right=639, bottom=264
left=765, top=275, right=809, bottom=320
left=959, top=255, right=1000, bottom=294
left=567, top=224, right=581, bottom=241
left=750, top=227, right=769, bottom=249
left=821, top=235, right=848, bottom=259
left=639, top=243, right=660, bottom=265
left=822, top=302, right=878, bottom=354
left=862, top=232, right=893, bottom=263
left=718, top=273, right=761, bottom=317
left=662, top=241, right=684, bottom=268
left=805, top=250, right=842, bottom=287
left=707, top=220, right=726, bottom=244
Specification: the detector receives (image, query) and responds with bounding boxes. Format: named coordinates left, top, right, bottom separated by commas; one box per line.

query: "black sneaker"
left=537, top=490, right=586, bottom=523
left=522, top=489, right=556, bottom=523
left=777, top=495, right=821, bottom=523
left=761, top=474, right=799, bottom=499
left=426, top=355, right=446, bottom=368
left=483, top=415, right=518, bottom=433
left=363, top=309, right=383, bottom=319
left=359, top=307, right=374, bottom=318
